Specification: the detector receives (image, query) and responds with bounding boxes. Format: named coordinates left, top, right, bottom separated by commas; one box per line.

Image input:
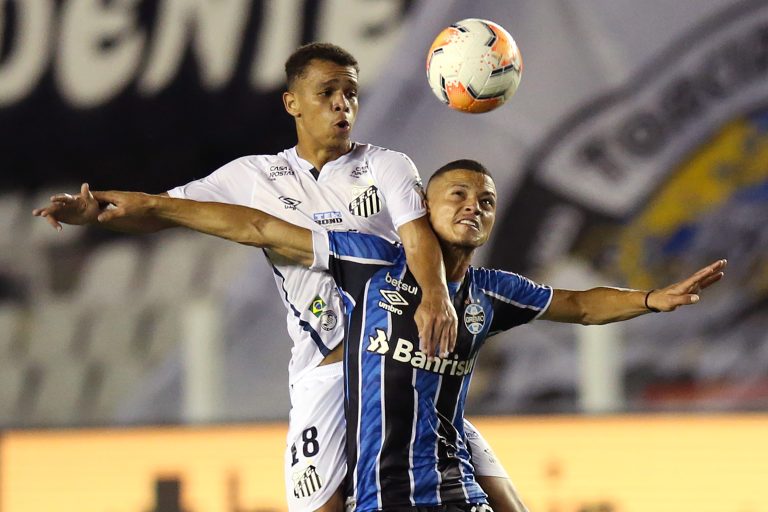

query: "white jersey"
left=168, top=143, right=425, bottom=385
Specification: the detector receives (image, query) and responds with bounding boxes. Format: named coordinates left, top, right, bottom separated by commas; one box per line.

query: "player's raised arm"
left=371, top=150, right=458, bottom=358
left=540, top=259, right=727, bottom=325
left=32, top=183, right=175, bottom=234
left=93, top=191, right=315, bottom=267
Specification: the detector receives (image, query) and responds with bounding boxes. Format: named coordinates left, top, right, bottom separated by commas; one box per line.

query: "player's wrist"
left=421, top=286, right=449, bottom=299
left=146, top=193, right=162, bottom=211
left=644, top=289, right=661, bottom=313
left=141, top=193, right=169, bottom=217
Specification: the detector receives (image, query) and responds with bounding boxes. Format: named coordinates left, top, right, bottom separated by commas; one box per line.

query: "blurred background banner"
left=1, top=0, right=416, bottom=192
left=2, top=415, right=768, bottom=512
left=1, top=0, right=767, bottom=428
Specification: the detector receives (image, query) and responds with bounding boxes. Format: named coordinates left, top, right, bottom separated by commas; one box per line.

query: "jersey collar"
left=289, top=143, right=362, bottom=177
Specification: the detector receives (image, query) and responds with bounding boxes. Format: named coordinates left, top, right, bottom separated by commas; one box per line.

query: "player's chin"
left=451, top=228, right=487, bottom=247
left=453, top=235, right=486, bottom=249
left=327, top=131, right=352, bottom=147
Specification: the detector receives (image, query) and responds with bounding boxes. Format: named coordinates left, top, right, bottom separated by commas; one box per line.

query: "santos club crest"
left=349, top=186, right=382, bottom=217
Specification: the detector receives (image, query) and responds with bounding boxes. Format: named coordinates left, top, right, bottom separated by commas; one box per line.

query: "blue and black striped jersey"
left=319, top=231, right=552, bottom=511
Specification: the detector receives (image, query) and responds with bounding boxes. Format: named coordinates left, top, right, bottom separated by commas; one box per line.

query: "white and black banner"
left=0, top=0, right=416, bottom=191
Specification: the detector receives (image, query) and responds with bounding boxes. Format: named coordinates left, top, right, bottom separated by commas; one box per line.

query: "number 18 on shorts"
left=284, top=363, right=347, bottom=511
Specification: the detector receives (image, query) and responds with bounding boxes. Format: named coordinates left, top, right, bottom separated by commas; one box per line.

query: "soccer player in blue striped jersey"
left=92, top=160, right=726, bottom=512
left=312, top=222, right=551, bottom=510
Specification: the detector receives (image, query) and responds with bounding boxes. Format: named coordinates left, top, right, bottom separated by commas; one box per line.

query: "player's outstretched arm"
left=93, top=190, right=315, bottom=266
left=398, top=216, right=458, bottom=357
left=32, top=183, right=175, bottom=234
left=540, top=259, right=727, bottom=325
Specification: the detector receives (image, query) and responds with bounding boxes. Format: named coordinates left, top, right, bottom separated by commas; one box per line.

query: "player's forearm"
left=99, top=214, right=176, bottom=234
left=146, top=195, right=270, bottom=244
left=146, top=196, right=315, bottom=265
left=546, top=287, right=651, bottom=325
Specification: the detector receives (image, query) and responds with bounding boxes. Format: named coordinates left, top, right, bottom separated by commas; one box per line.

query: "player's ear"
left=423, top=184, right=432, bottom=213
left=283, top=91, right=300, bottom=118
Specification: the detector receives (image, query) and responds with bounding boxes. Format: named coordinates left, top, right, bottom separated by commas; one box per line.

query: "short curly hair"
left=285, top=43, right=359, bottom=90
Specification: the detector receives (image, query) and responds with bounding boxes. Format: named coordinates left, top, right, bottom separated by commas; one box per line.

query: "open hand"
left=32, top=183, right=101, bottom=230
left=646, top=259, right=727, bottom=312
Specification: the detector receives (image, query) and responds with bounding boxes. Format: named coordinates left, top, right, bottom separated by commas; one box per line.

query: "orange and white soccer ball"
left=426, top=18, right=522, bottom=113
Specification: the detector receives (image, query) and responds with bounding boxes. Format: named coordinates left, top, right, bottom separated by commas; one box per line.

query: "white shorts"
left=285, top=362, right=346, bottom=512
left=464, top=418, right=510, bottom=479
left=284, top=364, right=509, bottom=510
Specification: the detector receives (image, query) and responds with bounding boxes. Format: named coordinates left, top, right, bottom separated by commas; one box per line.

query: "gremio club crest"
left=464, top=304, right=486, bottom=335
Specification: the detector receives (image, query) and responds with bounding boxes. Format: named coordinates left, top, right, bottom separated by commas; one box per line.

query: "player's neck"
left=441, top=243, right=475, bottom=282
left=295, top=138, right=352, bottom=171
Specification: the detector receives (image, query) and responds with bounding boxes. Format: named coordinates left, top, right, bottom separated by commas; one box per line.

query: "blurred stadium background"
left=1, top=0, right=768, bottom=510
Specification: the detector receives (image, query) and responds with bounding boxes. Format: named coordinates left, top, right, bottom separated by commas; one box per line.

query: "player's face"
left=284, top=59, right=359, bottom=150
left=426, top=170, right=497, bottom=249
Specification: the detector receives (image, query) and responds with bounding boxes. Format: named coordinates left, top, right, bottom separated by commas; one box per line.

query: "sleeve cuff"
left=533, top=286, right=555, bottom=320
left=310, top=230, right=330, bottom=271
left=166, top=187, right=184, bottom=199
left=392, top=208, right=427, bottom=230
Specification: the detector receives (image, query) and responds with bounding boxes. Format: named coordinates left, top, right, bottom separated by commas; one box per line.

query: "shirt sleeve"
left=313, top=230, right=400, bottom=300
left=369, top=149, right=427, bottom=229
left=473, top=267, right=554, bottom=334
left=167, top=156, right=257, bottom=206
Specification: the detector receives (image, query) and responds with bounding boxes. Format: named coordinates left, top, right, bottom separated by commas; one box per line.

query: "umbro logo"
left=280, top=196, right=301, bottom=210
left=378, top=289, right=407, bottom=315
left=380, top=289, right=408, bottom=306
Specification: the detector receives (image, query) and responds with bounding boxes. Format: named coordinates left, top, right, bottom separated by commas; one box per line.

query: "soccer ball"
left=426, top=18, right=522, bottom=113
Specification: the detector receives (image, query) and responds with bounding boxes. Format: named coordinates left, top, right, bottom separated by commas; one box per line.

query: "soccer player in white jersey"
left=33, top=44, right=525, bottom=512
left=86, top=160, right=726, bottom=511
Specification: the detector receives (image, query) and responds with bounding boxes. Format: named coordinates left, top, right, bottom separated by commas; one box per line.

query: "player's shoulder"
left=468, top=266, right=528, bottom=287
left=229, top=152, right=290, bottom=168
left=217, top=152, right=292, bottom=177
left=469, top=265, right=551, bottom=300
left=357, top=142, right=416, bottom=168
